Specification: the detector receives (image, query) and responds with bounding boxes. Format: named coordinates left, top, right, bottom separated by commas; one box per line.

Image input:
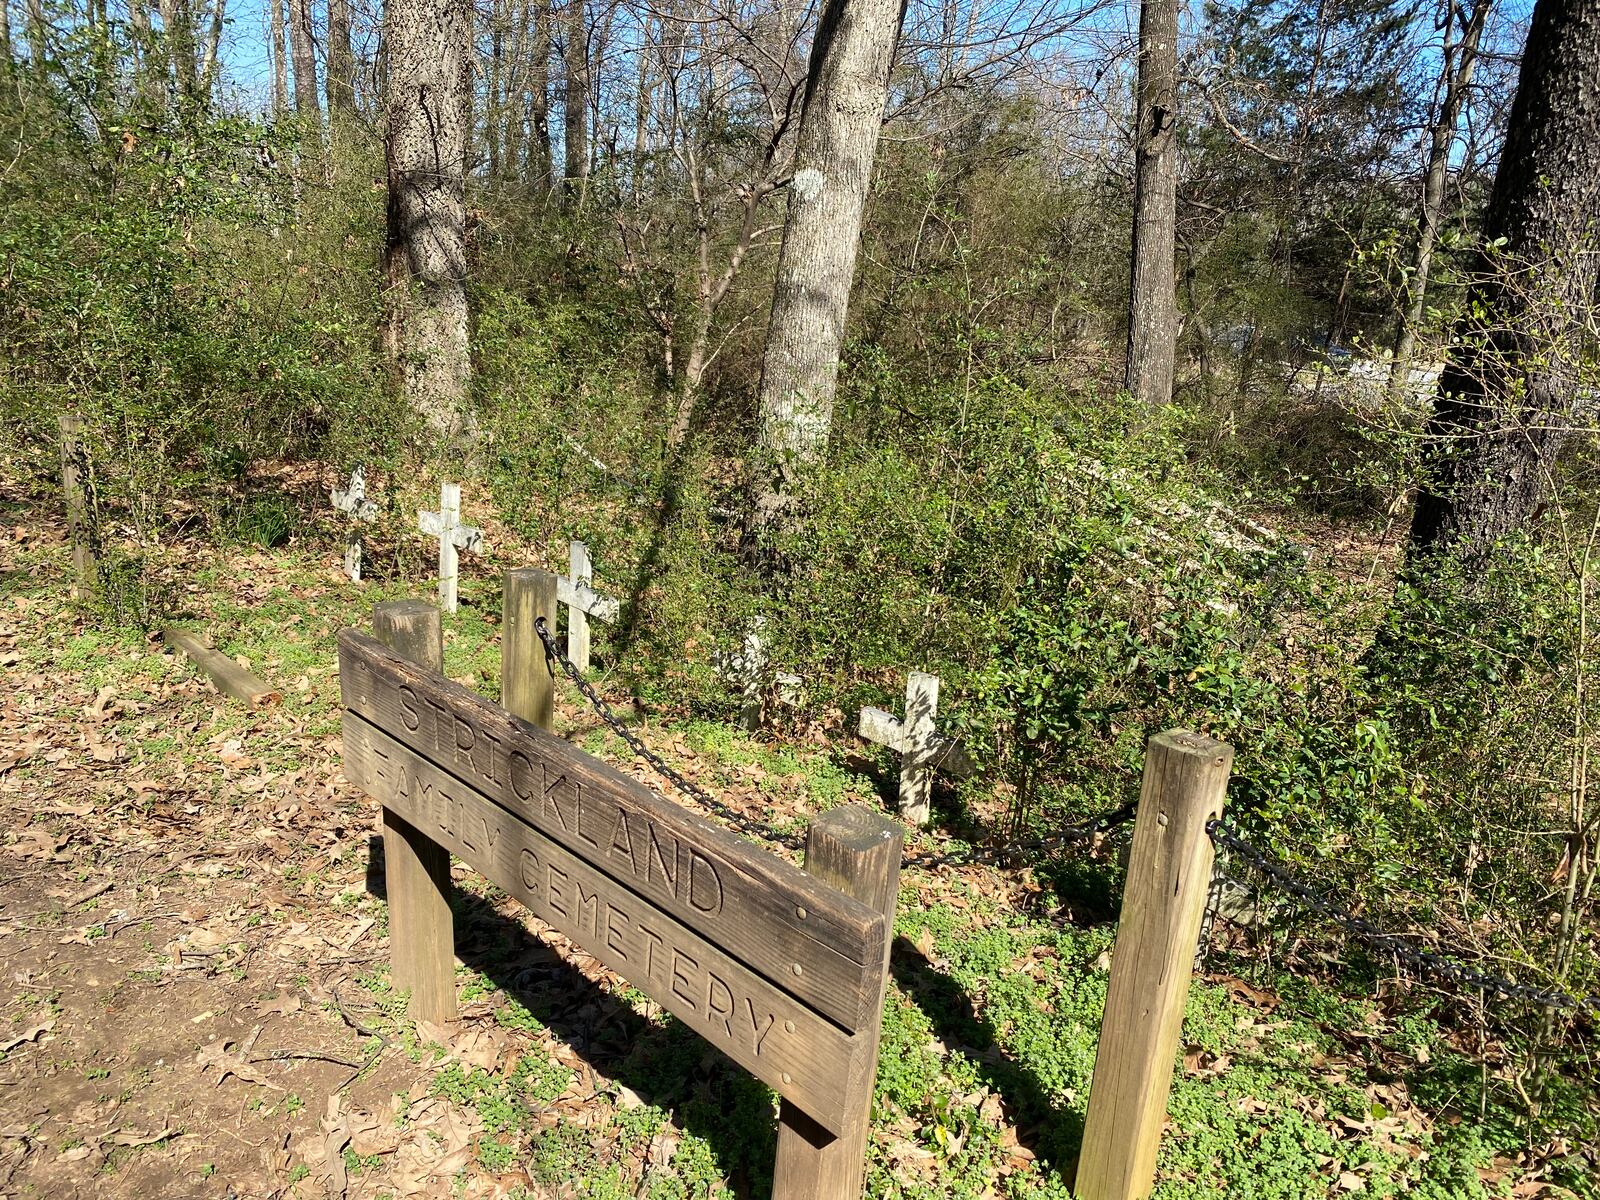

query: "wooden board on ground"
left=339, top=630, right=884, bottom=1029
left=165, top=629, right=280, bottom=709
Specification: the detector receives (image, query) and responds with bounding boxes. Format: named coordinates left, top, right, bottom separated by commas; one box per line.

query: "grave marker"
left=555, top=539, right=620, bottom=673
left=58, top=412, right=94, bottom=597
left=417, top=482, right=484, bottom=613
left=339, top=627, right=901, bottom=1186
left=331, top=466, right=379, bottom=581
left=858, top=670, right=974, bottom=826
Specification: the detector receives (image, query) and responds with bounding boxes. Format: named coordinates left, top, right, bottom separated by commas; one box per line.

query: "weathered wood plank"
left=338, top=629, right=885, bottom=1031
left=342, top=713, right=865, bottom=1134
left=502, top=568, right=558, bottom=731
left=165, top=629, right=280, bottom=709
left=372, top=600, right=457, bottom=1024
left=1076, top=730, right=1234, bottom=1200
left=772, top=806, right=903, bottom=1200
left=555, top=577, right=621, bottom=626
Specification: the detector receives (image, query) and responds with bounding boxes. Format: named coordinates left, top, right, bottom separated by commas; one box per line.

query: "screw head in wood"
left=1157, top=812, right=1169, bottom=827
left=782, top=1072, right=792, bottom=1084
left=791, top=963, right=803, bottom=977
left=784, top=1020, right=795, bottom=1034
left=795, top=906, right=807, bottom=920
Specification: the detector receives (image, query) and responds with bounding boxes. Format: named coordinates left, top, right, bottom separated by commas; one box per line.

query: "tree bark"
left=1387, top=0, right=1492, bottom=397
left=327, top=0, right=356, bottom=113
left=1407, top=0, right=1600, bottom=571
left=269, top=0, right=288, bottom=113
left=385, top=0, right=473, bottom=439
left=561, top=0, right=590, bottom=205
left=289, top=0, right=319, bottom=118
left=1124, top=0, right=1181, bottom=407
left=200, top=0, right=225, bottom=90
left=749, top=0, right=904, bottom=525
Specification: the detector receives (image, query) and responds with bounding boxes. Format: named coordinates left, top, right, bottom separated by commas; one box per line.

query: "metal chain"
left=534, top=615, right=1139, bottom=866
left=903, top=800, right=1140, bottom=869
left=532, top=617, right=802, bottom=848
left=1208, top=816, right=1600, bottom=1018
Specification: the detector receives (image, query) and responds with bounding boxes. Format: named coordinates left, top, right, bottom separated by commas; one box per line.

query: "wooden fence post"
left=1076, top=730, right=1234, bottom=1200
left=58, top=412, right=92, bottom=596
left=502, top=568, right=559, bottom=731
left=372, top=599, right=458, bottom=1023
left=772, top=805, right=903, bottom=1200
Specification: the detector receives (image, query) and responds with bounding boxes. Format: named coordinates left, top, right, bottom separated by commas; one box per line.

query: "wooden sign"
left=858, top=670, right=974, bottom=825
left=339, top=629, right=899, bottom=1152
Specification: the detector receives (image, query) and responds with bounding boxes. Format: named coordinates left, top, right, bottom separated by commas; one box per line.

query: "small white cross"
left=331, top=466, right=379, bottom=581
left=417, top=482, right=484, bottom=614
left=555, top=539, right=620, bottom=673
left=858, top=670, right=974, bottom=825
left=712, top=618, right=771, bottom=731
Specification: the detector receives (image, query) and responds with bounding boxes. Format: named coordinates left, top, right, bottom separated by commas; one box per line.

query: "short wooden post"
left=502, top=568, right=558, bottom=731
left=772, top=805, right=903, bottom=1200
left=58, top=412, right=92, bottom=596
left=1076, top=730, right=1234, bottom=1200
left=567, top=539, right=593, bottom=673
left=372, top=600, right=457, bottom=1023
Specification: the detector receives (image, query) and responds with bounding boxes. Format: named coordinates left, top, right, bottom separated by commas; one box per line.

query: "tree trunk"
left=1407, top=0, right=1600, bottom=570
left=748, top=0, right=903, bottom=525
left=327, top=0, right=356, bottom=113
left=1124, top=0, right=1180, bottom=407
left=269, top=0, right=288, bottom=113
left=530, top=0, right=552, bottom=187
left=1388, top=0, right=1492, bottom=397
left=385, top=0, right=473, bottom=439
left=2, top=0, right=12, bottom=65
left=289, top=0, right=319, bottom=118
left=487, top=0, right=504, bottom=178
left=561, top=0, right=590, bottom=205
left=24, top=0, right=44, bottom=75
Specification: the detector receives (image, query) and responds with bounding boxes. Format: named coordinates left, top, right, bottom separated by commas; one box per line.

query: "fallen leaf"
left=0, top=1017, right=56, bottom=1052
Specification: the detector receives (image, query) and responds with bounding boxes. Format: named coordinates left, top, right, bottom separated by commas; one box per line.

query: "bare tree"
left=561, top=0, right=590, bottom=204
left=749, top=0, right=905, bottom=527
left=1388, top=0, right=1492, bottom=395
left=1407, top=0, right=1600, bottom=570
left=385, top=0, right=473, bottom=438
left=269, top=0, right=289, bottom=113
left=1124, top=0, right=1180, bottom=406
left=289, top=0, right=319, bottom=117
left=328, top=0, right=357, bottom=114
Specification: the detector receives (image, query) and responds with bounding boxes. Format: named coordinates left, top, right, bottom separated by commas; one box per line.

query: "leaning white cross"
left=331, top=466, right=379, bottom=581
left=858, top=670, right=975, bottom=826
left=711, top=618, right=800, bottom=731
left=555, top=539, right=620, bottom=673
left=417, top=482, right=484, bottom=614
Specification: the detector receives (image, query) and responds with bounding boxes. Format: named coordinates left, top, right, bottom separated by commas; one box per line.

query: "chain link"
left=533, top=617, right=802, bottom=848
left=528, top=620, right=1596, bottom=1018
left=533, top=615, right=1138, bottom=865
left=1208, top=816, right=1600, bottom=1018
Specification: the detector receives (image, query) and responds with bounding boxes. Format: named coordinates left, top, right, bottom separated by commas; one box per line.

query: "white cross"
left=858, top=670, right=974, bottom=826
left=417, top=482, right=484, bottom=614
left=331, top=466, right=378, bottom=581
left=554, top=539, right=620, bottom=673
left=711, top=618, right=771, bottom=731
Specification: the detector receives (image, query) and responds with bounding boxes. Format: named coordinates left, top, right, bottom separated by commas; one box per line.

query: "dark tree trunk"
left=327, top=0, right=356, bottom=113
left=289, top=0, right=320, bottom=118
left=561, top=0, right=589, bottom=206
left=1407, top=0, right=1600, bottom=570
left=1124, top=0, right=1180, bottom=406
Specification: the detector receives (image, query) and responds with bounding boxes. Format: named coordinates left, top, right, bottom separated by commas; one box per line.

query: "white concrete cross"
left=417, top=482, right=484, bottom=614
left=858, top=670, right=974, bottom=826
left=331, top=466, right=379, bottom=581
left=555, top=539, right=620, bottom=673
left=710, top=618, right=803, bottom=730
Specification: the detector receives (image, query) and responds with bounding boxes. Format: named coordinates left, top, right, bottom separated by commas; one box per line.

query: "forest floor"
left=0, top=460, right=1589, bottom=1200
